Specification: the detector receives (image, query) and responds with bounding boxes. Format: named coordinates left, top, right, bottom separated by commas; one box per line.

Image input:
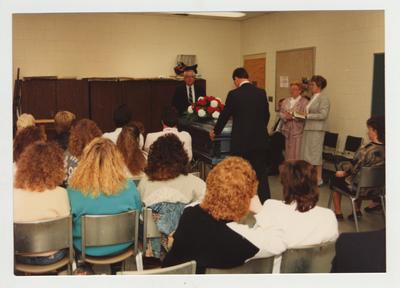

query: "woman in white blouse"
left=244, top=160, right=339, bottom=272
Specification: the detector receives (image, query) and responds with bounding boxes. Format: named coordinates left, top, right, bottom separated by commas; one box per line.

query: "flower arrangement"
left=186, top=96, right=225, bottom=121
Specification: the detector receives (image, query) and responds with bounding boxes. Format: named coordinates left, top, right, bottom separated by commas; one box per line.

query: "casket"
left=178, top=118, right=232, bottom=165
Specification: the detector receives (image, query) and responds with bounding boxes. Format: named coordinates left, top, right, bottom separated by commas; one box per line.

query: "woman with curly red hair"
left=14, top=141, right=70, bottom=265
left=163, top=156, right=284, bottom=273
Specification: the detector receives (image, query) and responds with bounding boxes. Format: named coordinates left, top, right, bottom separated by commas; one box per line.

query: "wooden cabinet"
left=18, top=78, right=206, bottom=134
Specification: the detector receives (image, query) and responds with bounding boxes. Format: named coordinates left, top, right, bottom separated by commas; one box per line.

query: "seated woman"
left=138, top=134, right=205, bottom=259
left=332, top=116, right=385, bottom=220
left=252, top=160, right=339, bottom=272
left=67, top=137, right=142, bottom=258
left=63, top=119, right=102, bottom=186
left=13, top=125, right=47, bottom=177
left=162, top=156, right=286, bottom=273
left=116, top=123, right=147, bottom=181
left=16, top=113, right=35, bottom=133
left=14, top=141, right=70, bottom=265
left=54, top=111, right=76, bottom=151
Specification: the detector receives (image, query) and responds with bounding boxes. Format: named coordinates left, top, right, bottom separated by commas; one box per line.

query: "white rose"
left=210, top=100, right=218, bottom=108
left=197, top=96, right=204, bottom=101
left=212, top=111, right=220, bottom=119
left=198, top=109, right=206, bottom=117
left=187, top=106, right=193, bottom=114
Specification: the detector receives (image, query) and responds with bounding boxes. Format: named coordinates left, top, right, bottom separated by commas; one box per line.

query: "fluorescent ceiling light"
left=187, top=12, right=246, bottom=18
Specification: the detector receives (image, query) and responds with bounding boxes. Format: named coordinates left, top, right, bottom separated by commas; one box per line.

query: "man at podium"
left=210, top=67, right=271, bottom=203
left=172, top=67, right=205, bottom=116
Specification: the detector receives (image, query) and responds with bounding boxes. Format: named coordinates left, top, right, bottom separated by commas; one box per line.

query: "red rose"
left=207, top=106, right=216, bottom=114
left=195, top=106, right=201, bottom=112
left=198, top=99, right=207, bottom=106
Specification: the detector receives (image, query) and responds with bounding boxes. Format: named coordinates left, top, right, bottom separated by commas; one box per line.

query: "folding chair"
left=117, top=260, right=196, bottom=275
left=328, top=166, right=385, bottom=232
left=205, top=257, right=274, bottom=274
left=81, top=210, right=139, bottom=269
left=14, top=216, right=73, bottom=275
left=280, top=242, right=336, bottom=273
left=142, top=207, right=162, bottom=256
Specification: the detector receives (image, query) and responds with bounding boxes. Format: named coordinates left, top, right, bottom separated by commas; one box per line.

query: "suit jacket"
left=331, top=229, right=386, bottom=273
left=304, top=93, right=330, bottom=131
left=214, top=83, right=270, bottom=153
left=172, top=83, right=205, bottom=116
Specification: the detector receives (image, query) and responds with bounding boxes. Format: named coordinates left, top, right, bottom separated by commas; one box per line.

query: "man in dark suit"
left=331, top=229, right=386, bottom=273
left=210, top=67, right=271, bottom=202
left=172, top=68, right=205, bottom=116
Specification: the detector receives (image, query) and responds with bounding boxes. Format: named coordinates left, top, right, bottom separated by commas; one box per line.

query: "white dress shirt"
left=254, top=199, right=339, bottom=272
left=103, top=127, right=145, bottom=149
left=144, top=127, right=193, bottom=160
left=186, top=85, right=195, bottom=103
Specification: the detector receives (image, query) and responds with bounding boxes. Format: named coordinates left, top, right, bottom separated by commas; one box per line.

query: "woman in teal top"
left=67, top=137, right=142, bottom=256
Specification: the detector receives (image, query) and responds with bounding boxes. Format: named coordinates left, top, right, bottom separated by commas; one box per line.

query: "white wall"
left=13, top=12, right=384, bottom=149
left=241, top=11, right=384, bottom=149
left=13, top=13, right=241, bottom=102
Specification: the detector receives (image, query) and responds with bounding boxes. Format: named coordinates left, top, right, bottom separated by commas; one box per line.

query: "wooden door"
left=275, top=47, right=315, bottom=111
left=244, top=54, right=266, bottom=89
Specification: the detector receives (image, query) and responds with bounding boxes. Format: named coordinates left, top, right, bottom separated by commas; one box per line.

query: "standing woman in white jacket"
left=300, top=75, right=330, bottom=185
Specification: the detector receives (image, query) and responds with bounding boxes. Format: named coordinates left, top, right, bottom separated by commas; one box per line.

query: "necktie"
left=188, top=86, right=193, bottom=103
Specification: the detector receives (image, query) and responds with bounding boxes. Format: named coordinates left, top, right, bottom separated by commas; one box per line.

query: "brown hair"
left=280, top=160, right=319, bottom=212
left=367, top=115, right=385, bottom=144
left=13, top=126, right=47, bottom=162
left=68, top=119, right=102, bottom=158
left=310, top=75, right=327, bottom=90
left=54, top=111, right=76, bottom=134
left=15, top=142, right=64, bottom=191
left=69, top=137, right=127, bottom=197
left=200, top=157, right=258, bottom=221
left=117, top=125, right=146, bottom=176
left=145, top=134, right=189, bottom=181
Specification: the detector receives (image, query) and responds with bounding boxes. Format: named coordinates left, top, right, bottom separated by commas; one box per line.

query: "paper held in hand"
left=293, top=111, right=306, bottom=119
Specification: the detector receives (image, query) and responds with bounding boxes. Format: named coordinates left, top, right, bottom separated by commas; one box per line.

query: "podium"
left=178, top=118, right=232, bottom=179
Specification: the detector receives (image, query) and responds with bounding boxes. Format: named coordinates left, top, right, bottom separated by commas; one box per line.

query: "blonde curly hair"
left=69, top=137, right=128, bottom=197
left=200, top=156, right=258, bottom=221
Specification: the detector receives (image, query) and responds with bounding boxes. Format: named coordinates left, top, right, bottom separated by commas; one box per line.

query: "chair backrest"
left=280, top=242, right=336, bottom=273
left=324, top=131, right=339, bottom=150
left=81, top=210, right=139, bottom=257
left=205, top=257, right=274, bottom=274
left=344, top=135, right=363, bottom=153
left=142, top=208, right=162, bottom=252
left=117, top=260, right=197, bottom=275
left=14, top=216, right=72, bottom=254
left=356, top=166, right=385, bottom=197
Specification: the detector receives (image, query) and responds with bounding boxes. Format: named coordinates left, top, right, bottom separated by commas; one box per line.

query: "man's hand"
left=209, top=129, right=215, bottom=141
left=335, top=171, right=346, bottom=177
